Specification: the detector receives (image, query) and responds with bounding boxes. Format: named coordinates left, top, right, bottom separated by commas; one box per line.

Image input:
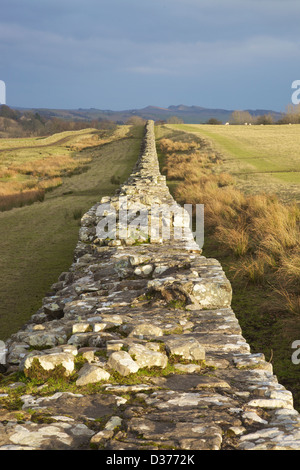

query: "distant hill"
left=13, top=104, right=284, bottom=124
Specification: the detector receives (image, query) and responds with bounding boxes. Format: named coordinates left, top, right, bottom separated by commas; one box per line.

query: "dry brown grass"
left=69, top=134, right=101, bottom=150
left=215, top=225, right=250, bottom=257
left=0, top=188, right=45, bottom=211
left=159, top=131, right=300, bottom=315
left=160, top=137, right=221, bottom=183
left=10, top=154, right=91, bottom=178
left=0, top=179, right=34, bottom=196
left=38, top=177, right=62, bottom=190
left=233, top=253, right=273, bottom=285
left=0, top=168, right=18, bottom=179
left=277, top=250, right=300, bottom=287
left=0, top=130, right=98, bottom=211
left=159, top=138, right=199, bottom=153
left=273, top=286, right=300, bottom=315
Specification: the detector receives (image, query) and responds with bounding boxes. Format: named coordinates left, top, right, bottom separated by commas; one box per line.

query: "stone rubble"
left=0, top=120, right=300, bottom=450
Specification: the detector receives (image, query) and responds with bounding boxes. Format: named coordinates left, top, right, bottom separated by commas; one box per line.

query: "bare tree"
left=230, top=110, right=254, bottom=125
left=167, top=116, right=184, bottom=124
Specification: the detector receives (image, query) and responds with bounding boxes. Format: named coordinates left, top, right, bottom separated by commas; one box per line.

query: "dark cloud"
left=0, top=0, right=298, bottom=110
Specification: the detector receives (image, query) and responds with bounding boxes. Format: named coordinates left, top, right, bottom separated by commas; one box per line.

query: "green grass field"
left=0, top=125, right=144, bottom=340
left=168, top=124, right=300, bottom=203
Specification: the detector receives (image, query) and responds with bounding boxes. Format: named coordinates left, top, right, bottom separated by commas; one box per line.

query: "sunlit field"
left=168, top=123, right=300, bottom=203
left=0, top=127, right=130, bottom=211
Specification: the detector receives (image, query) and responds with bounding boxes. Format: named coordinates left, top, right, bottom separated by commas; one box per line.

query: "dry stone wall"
left=1, top=120, right=300, bottom=450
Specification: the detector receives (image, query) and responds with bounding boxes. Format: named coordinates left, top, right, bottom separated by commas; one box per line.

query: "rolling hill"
left=13, top=104, right=284, bottom=124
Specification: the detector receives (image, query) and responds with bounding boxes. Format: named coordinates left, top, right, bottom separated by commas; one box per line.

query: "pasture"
left=169, top=123, right=300, bottom=203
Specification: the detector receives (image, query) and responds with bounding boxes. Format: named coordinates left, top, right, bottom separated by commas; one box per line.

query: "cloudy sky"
left=1, top=0, right=299, bottom=111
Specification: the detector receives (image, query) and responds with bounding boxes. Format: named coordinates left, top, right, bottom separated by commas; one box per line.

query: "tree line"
left=0, top=105, right=117, bottom=137
left=208, top=105, right=300, bottom=125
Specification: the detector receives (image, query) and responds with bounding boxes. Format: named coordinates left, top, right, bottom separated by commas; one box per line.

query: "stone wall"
left=1, top=120, right=300, bottom=450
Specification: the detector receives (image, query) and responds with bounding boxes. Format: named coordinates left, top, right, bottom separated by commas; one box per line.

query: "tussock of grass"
left=159, top=138, right=199, bottom=153
left=0, top=189, right=45, bottom=211
left=10, top=154, right=91, bottom=178
left=273, top=286, right=300, bottom=316
left=215, top=226, right=249, bottom=257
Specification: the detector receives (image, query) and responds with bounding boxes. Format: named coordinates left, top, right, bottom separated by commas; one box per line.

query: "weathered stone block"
left=165, top=337, right=205, bottom=362
left=192, top=279, right=232, bottom=309
left=27, top=332, right=67, bottom=349
left=43, top=303, right=64, bottom=320
left=107, top=351, right=139, bottom=376
left=128, top=344, right=168, bottom=369
left=24, top=352, right=75, bottom=376
left=128, top=323, right=163, bottom=339
left=76, top=363, right=110, bottom=386
left=72, top=323, right=91, bottom=334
